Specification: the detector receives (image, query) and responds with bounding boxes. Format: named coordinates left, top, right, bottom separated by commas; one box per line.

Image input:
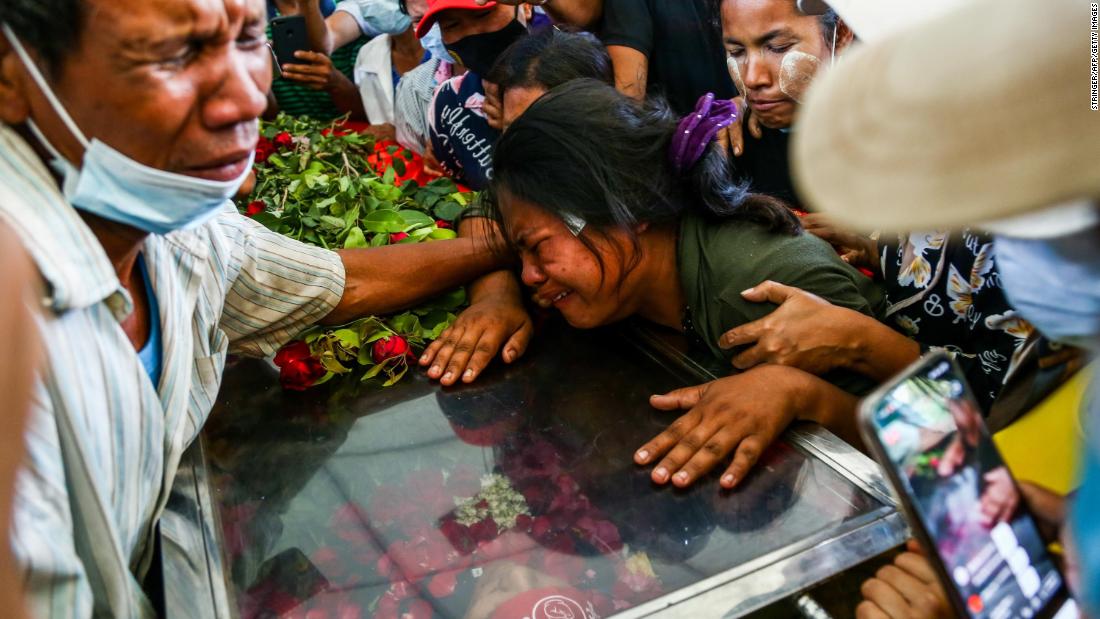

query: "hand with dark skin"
left=715, top=96, right=763, bottom=158
left=482, top=81, right=504, bottom=131
left=280, top=50, right=367, bottom=120
left=634, top=364, right=859, bottom=489
left=803, top=213, right=880, bottom=273
left=719, top=281, right=920, bottom=383
left=419, top=217, right=534, bottom=385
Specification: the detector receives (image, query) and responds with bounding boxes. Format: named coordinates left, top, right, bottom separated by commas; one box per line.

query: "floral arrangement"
left=238, top=114, right=473, bottom=390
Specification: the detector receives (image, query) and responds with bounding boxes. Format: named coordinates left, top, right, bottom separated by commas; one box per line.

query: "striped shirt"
left=0, top=124, right=346, bottom=618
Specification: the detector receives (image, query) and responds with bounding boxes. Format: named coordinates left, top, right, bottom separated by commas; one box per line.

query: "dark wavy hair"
left=483, top=79, right=800, bottom=277
left=486, top=28, right=613, bottom=98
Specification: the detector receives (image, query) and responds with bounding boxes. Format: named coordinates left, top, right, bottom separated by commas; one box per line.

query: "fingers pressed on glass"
left=426, top=326, right=464, bottom=378
left=439, top=327, right=486, bottom=385
left=635, top=411, right=698, bottom=466
left=721, top=436, right=764, bottom=488
left=419, top=332, right=446, bottom=366
left=653, top=423, right=718, bottom=486
left=673, top=427, right=738, bottom=488
left=501, top=322, right=533, bottom=363
left=452, top=330, right=502, bottom=384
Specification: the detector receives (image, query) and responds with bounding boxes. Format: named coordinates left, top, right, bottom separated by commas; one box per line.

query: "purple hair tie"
left=669, top=93, right=738, bottom=175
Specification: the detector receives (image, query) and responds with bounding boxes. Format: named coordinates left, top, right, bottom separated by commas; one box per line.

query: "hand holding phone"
left=859, top=353, right=1079, bottom=619
left=269, top=15, right=310, bottom=75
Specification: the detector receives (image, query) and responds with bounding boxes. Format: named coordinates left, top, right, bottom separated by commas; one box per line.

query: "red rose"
left=273, top=340, right=326, bottom=390
left=372, top=335, right=411, bottom=363
left=389, top=231, right=409, bottom=244
left=273, top=131, right=294, bottom=149
left=246, top=200, right=265, bottom=217
left=255, top=137, right=275, bottom=164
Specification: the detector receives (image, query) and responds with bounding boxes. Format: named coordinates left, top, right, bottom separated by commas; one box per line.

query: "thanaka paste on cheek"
left=778, top=50, right=821, bottom=103
left=726, top=56, right=747, bottom=98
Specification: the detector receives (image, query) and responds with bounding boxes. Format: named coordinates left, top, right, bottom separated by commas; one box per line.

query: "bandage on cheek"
left=778, top=50, right=822, bottom=103
left=726, top=56, right=747, bottom=98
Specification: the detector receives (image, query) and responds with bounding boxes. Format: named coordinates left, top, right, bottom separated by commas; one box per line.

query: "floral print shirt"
left=878, top=229, right=1037, bottom=416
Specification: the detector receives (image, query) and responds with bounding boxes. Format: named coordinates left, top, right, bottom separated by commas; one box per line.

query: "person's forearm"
left=607, top=45, right=648, bottom=100
left=297, top=0, right=333, bottom=53
left=328, top=76, right=368, bottom=121
left=457, top=217, right=518, bottom=304
left=324, top=238, right=508, bottom=323
left=794, top=372, right=861, bottom=446
left=849, top=317, right=921, bottom=382
left=540, top=0, right=603, bottom=29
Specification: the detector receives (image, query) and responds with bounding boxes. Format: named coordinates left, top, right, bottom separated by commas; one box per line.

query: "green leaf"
left=382, top=364, right=408, bottom=387
left=341, top=226, right=367, bottom=248
left=398, top=209, right=434, bottom=227
left=387, top=313, right=421, bottom=334
left=419, top=287, right=467, bottom=311
left=382, top=166, right=396, bottom=186
left=392, top=157, right=406, bottom=177
left=330, top=328, right=361, bottom=350
left=450, top=192, right=468, bottom=206
left=433, top=200, right=465, bottom=222
left=319, top=215, right=347, bottom=230
left=360, top=363, right=386, bottom=381
left=250, top=212, right=281, bottom=231
left=361, top=209, right=406, bottom=233
left=428, top=227, right=457, bottom=240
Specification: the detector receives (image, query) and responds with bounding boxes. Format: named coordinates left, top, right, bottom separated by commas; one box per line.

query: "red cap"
left=415, top=0, right=498, bottom=38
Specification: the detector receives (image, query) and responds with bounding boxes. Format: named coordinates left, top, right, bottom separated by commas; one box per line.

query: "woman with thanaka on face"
left=711, top=0, right=1080, bottom=427
left=716, top=0, right=853, bottom=209
left=480, top=79, right=886, bottom=490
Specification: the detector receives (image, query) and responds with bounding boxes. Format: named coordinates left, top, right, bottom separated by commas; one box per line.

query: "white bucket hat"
left=791, top=0, right=1100, bottom=237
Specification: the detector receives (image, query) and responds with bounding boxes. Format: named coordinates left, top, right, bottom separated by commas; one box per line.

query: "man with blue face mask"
left=0, top=0, right=507, bottom=616
left=793, top=0, right=1100, bottom=614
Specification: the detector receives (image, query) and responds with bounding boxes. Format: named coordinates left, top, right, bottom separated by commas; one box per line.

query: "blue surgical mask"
left=358, top=0, right=412, bottom=35
left=994, top=220, right=1100, bottom=352
left=5, top=24, right=252, bottom=236
left=419, top=24, right=450, bottom=62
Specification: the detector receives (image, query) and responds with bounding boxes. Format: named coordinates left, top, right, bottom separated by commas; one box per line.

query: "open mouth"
left=535, top=289, right=574, bottom=308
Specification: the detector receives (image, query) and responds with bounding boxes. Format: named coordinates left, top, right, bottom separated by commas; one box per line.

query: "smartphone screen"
left=863, top=355, right=1078, bottom=619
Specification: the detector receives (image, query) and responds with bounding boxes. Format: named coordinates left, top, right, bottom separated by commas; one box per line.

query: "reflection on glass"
left=206, top=324, right=881, bottom=618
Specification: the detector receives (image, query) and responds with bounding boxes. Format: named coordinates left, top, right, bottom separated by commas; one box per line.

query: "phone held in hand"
left=858, top=352, right=1079, bottom=619
left=269, top=15, right=309, bottom=75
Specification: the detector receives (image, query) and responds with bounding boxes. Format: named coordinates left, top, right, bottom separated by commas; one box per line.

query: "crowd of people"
left=0, top=0, right=1096, bottom=617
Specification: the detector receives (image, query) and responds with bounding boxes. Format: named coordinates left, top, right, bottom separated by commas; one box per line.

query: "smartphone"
left=269, top=15, right=310, bottom=75
left=859, top=353, right=1078, bottom=619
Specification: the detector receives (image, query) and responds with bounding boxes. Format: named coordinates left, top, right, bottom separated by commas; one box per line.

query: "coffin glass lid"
left=204, top=322, right=884, bottom=618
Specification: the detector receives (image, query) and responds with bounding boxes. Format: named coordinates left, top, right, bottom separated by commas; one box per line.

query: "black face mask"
left=445, top=18, right=527, bottom=77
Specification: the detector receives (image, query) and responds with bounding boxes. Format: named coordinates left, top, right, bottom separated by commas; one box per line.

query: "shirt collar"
left=0, top=123, right=121, bottom=313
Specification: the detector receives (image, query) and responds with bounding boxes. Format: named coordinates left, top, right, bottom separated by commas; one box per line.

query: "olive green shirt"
left=678, top=213, right=887, bottom=393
